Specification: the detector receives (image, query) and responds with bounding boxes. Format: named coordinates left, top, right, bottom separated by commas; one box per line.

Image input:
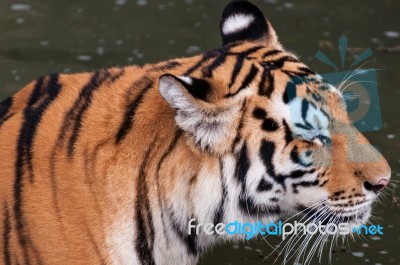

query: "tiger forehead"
left=222, top=42, right=298, bottom=61
left=193, top=44, right=308, bottom=94
left=201, top=43, right=301, bottom=72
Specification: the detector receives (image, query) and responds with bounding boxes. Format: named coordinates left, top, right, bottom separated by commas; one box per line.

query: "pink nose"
left=363, top=178, right=389, bottom=193
left=377, top=179, right=389, bottom=188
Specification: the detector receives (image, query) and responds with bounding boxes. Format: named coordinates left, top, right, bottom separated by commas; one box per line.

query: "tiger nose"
left=363, top=178, right=389, bottom=193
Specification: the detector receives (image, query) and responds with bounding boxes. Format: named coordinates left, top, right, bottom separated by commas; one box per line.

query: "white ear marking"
left=177, top=76, right=192, bottom=85
left=222, top=14, right=255, bottom=35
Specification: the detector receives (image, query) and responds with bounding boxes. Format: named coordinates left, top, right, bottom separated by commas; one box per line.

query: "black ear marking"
left=178, top=77, right=212, bottom=102
left=220, top=0, right=269, bottom=46
left=163, top=74, right=212, bottom=101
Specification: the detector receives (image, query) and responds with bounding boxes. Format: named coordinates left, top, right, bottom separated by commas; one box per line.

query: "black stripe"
left=301, top=99, right=309, bottom=121
left=3, top=204, right=11, bottom=265
left=0, top=97, right=13, bottom=127
left=66, top=70, right=111, bottom=157
left=284, top=70, right=307, bottom=78
left=84, top=222, right=107, bottom=265
left=14, top=74, right=61, bottom=265
left=232, top=101, right=246, bottom=149
left=155, top=130, right=182, bottom=178
left=235, top=143, right=250, bottom=184
left=259, top=140, right=288, bottom=191
left=135, top=142, right=156, bottom=265
left=184, top=52, right=216, bottom=76
left=83, top=142, right=108, bottom=216
left=298, top=67, right=315, bottom=75
left=282, top=81, right=296, bottom=104
left=155, top=130, right=182, bottom=243
left=169, top=213, right=197, bottom=255
left=263, top=56, right=299, bottom=71
left=283, top=120, right=294, bottom=146
left=0, top=113, right=13, bottom=128
left=203, top=54, right=227, bottom=78
left=150, top=61, right=181, bottom=72
left=290, top=146, right=300, bottom=164
left=16, top=75, right=55, bottom=180
left=213, top=159, right=227, bottom=225
left=253, top=107, right=266, bottom=120
left=259, top=140, right=282, bottom=185
left=263, top=49, right=282, bottom=58
left=16, top=76, right=44, bottom=189
left=235, top=142, right=255, bottom=214
left=260, top=69, right=275, bottom=98
left=226, top=64, right=259, bottom=97
left=288, top=169, right=315, bottom=179
left=237, top=64, right=259, bottom=94
left=292, top=180, right=319, bottom=193
left=115, top=77, right=153, bottom=143
left=261, top=118, right=279, bottom=132
left=229, top=57, right=244, bottom=88
left=237, top=45, right=264, bottom=57
left=110, top=68, right=126, bottom=82
left=257, top=68, right=268, bottom=96
left=282, top=67, right=314, bottom=77
left=49, top=71, right=114, bottom=233
left=257, top=179, right=273, bottom=192
left=226, top=46, right=265, bottom=57
left=294, top=122, right=312, bottom=130
left=273, top=56, right=299, bottom=64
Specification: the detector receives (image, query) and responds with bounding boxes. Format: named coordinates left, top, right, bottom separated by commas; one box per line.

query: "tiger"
left=0, top=1, right=391, bottom=265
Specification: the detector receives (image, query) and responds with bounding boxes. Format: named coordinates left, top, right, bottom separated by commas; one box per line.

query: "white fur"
left=222, top=14, right=255, bottom=35
left=107, top=215, right=138, bottom=265
left=287, top=97, right=330, bottom=141
left=177, top=76, right=193, bottom=85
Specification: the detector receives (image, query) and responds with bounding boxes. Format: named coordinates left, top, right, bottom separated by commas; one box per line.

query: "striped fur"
left=0, top=1, right=390, bottom=265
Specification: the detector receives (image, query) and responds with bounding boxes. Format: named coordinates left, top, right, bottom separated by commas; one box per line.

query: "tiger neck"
left=157, top=143, right=279, bottom=252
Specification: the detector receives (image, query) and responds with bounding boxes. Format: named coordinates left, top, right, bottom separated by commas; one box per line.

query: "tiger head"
left=158, top=0, right=390, bottom=231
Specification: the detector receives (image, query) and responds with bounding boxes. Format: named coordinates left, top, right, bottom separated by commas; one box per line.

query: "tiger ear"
left=159, top=74, right=242, bottom=153
left=220, top=0, right=279, bottom=47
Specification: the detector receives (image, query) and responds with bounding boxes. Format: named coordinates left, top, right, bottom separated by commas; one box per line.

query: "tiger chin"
left=0, top=1, right=390, bottom=265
